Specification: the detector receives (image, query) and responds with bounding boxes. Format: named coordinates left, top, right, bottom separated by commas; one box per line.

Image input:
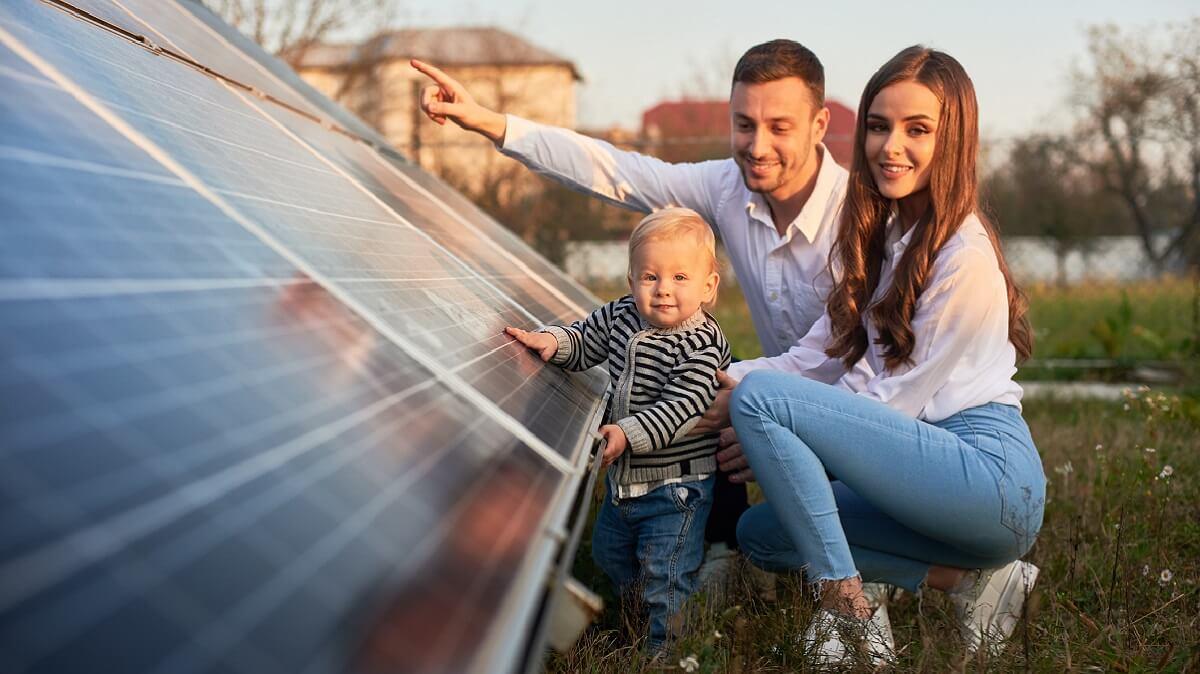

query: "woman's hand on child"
left=598, top=424, right=627, bottom=467
left=716, top=426, right=756, bottom=483
left=505, top=326, right=558, bottom=361
left=691, top=370, right=738, bottom=434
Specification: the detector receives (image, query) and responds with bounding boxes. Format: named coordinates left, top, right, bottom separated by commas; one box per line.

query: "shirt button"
left=770, top=292, right=779, bottom=301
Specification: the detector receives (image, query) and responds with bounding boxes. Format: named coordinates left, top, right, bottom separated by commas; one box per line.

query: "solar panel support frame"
left=478, top=388, right=610, bottom=674
left=517, top=391, right=611, bottom=672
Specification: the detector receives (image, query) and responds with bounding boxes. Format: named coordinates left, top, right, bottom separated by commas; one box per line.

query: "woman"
left=722, top=46, right=1046, bottom=663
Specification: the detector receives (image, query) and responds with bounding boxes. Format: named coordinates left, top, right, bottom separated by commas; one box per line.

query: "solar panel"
left=61, top=0, right=331, bottom=121
left=0, top=2, right=607, bottom=673
left=173, top=0, right=398, bottom=148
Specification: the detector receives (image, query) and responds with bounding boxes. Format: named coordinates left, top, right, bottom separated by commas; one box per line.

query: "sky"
left=385, top=0, right=1194, bottom=143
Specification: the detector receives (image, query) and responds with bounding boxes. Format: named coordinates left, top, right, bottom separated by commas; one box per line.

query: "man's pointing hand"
left=411, top=59, right=507, bottom=143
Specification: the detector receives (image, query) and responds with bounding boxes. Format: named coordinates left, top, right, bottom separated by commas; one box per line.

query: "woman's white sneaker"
left=949, top=560, right=1038, bottom=654
left=800, top=594, right=896, bottom=668
left=801, top=609, right=850, bottom=665
left=861, top=583, right=897, bottom=665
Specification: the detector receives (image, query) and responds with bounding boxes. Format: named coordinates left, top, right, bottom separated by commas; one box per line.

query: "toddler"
left=506, top=207, right=731, bottom=649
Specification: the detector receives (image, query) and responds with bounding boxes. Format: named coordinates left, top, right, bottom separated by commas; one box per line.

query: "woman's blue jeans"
left=730, top=371, right=1045, bottom=592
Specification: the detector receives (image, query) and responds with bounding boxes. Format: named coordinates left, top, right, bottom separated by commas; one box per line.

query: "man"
left=412, top=39, right=860, bottom=568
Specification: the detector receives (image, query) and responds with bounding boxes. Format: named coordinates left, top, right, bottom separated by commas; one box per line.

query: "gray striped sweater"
left=544, top=295, right=731, bottom=489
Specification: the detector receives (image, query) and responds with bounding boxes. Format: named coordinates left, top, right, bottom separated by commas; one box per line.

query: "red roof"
left=642, top=100, right=730, bottom=139
left=639, top=98, right=857, bottom=167
left=824, top=100, right=855, bottom=168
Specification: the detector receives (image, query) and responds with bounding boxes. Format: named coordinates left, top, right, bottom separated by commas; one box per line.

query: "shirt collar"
left=743, top=143, right=838, bottom=243
left=883, top=205, right=916, bottom=261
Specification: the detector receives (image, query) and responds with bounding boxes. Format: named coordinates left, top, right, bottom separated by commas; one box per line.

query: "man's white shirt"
left=500, top=114, right=846, bottom=358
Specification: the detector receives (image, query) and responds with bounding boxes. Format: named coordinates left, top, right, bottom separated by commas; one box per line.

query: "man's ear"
left=812, top=106, right=830, bottom=144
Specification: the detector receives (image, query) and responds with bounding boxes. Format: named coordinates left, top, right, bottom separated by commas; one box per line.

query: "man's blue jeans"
left=730, top=371, right=1045, bottom=592
left=592, top=475, right=715, bottom=647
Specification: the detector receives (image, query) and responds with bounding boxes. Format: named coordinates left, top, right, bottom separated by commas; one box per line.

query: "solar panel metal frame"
left=0, top=2, right=609, bottom=672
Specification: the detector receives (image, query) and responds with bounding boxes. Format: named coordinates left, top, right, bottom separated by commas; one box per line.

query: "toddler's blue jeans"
left=592, top=475, right=714, bottom=648
left=730, top=371, right=1045, bottom=592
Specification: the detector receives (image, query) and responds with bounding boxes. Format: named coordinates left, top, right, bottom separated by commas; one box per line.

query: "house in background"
left=641, top=100, right=730, bottom=163
left=296, top=27, right=580, bottom=201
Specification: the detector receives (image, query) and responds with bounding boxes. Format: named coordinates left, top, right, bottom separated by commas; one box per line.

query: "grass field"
left=551, top=279, right=1200, bottom=672
left=1025, top=277, right=1198, bottom=362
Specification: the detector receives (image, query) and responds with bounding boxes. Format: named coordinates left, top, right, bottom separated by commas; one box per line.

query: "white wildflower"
left=1054, top=461, right=1074, bottom=476
left=1123, top=403, right=1131, bottom=411
left=1158, top=465, right=1174, bottom=480
left=1095, top=443, right=1103, bottom=451
left=1142, top=564, right=1150, bottom=576
left=1145, top=447, right=1157, bottom=453
left=680, top=655, right=700, bottom=672
left=713, top=630, right=723, bottom=640
left=1159, top=569, right=1173, bottom=585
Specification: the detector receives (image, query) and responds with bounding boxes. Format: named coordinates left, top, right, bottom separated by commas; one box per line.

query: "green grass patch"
left=1026, top=277, right=1198, bottom=362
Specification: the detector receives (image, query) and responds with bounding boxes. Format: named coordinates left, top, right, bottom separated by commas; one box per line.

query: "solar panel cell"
left=391, top=161, right=603, bottom=311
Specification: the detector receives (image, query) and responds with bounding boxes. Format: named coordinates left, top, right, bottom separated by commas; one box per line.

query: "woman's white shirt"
left=726, top=213, right=1023, bottom=423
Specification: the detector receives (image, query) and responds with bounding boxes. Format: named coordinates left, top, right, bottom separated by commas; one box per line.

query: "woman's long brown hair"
left=825, top=46, right=1033, bottom=371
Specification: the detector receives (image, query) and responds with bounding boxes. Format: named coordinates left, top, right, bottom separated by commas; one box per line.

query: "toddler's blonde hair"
left=628, top=207, right=718, bottom=275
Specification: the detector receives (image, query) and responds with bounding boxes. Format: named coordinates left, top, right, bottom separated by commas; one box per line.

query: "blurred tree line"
left=985, top=18, right=1199, bottom=281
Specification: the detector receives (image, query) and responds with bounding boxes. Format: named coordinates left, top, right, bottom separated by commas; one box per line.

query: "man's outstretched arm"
left=411, top=60, right=726, bottom=222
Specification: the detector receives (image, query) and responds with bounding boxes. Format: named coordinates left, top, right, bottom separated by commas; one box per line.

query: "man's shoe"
left=949, top=560, right=1038, bottom=654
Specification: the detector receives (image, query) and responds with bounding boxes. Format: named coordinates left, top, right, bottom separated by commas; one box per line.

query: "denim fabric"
left=591, top=475, right=715, bottom=647
left=730, top=371, right=1045, bottom=592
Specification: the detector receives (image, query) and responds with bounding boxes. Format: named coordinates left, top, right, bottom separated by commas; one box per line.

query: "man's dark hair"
left=732, top=39, right=825, bottom=108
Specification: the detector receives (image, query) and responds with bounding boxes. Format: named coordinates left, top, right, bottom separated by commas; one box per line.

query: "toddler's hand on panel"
left=505, top=326, right=558, bottom=361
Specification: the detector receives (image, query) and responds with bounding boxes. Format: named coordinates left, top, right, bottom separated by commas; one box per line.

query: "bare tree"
left=675, top=44, right=739, bottom=101
left=986, top=134, right=1112, bottom=286
left=204, top=0, right=395, bottom=69
left=1073, top=19, right=1200, bottom=272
